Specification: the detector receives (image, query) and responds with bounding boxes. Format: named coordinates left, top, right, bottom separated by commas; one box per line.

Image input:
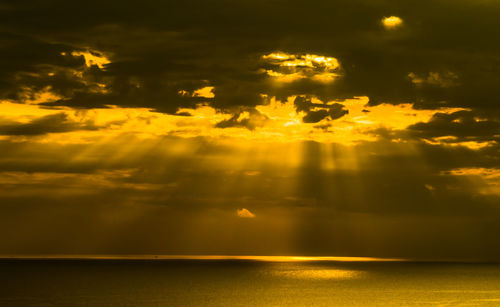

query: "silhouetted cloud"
left=0, top=113, right=101, bottom=135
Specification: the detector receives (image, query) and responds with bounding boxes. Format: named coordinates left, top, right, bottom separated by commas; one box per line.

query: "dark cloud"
left=407, top=110, right=500, bottom=142
left=294, top=96, right=349, bottom=123
left=0, top=113, right=103, bottom=135
left=0, top=0, right=498, bottom=118
left=215, top=108, right=268, bottom=130
left=328, top=103, right=349, bottom=120
left=302, top=110, right=330, bottom=123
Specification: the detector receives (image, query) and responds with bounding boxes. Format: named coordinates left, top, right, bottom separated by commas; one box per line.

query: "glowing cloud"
left=447, top=168, right=500, bottom=179
left=443, top=168, right=500, bottom=196
left=237, top=208, right=256, bottom=218
left=15, top=86, right=63, bottom=105
left=382, top=16, right=403, bottom=29
left=262, top=52, right=340, bottom=83
left=193, top=86, right=215, bottom=98
left=178, top=86, right=215, bottom=98
left=68, top=50, right=111, bottom=69
left=0, top=94, right=469, bottom=146
left=422, top=136, right=494, bottom=150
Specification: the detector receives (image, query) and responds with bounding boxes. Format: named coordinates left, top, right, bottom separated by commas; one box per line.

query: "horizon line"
left=1, top=255, right=498, bottom=263
left=0, top=255, right=405, bottom=262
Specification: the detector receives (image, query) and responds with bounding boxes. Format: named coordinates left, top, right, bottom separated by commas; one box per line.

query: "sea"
left=1, top=256, right=500, bottom=306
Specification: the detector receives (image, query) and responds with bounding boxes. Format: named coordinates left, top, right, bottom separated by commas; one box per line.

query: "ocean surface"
left=1, top=258, right=500, bottom=306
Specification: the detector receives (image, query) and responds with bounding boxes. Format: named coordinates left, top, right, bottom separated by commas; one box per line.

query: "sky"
left=0, top=0, right=500, bottom=260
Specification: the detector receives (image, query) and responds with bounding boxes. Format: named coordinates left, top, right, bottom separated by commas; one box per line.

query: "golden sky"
left=0, top=0, right=500, bottom=260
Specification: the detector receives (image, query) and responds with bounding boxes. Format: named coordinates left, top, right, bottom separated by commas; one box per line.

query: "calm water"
left=1, top=259, right=500, bottom=306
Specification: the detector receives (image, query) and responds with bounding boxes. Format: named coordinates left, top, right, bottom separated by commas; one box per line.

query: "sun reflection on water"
left=276, top=268, right=365, bottom=280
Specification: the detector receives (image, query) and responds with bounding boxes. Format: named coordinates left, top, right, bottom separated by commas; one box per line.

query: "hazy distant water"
left=1, top=260, right=500, bottom=306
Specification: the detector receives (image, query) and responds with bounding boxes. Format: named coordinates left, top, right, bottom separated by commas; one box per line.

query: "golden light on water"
left=276, top=268, right=364, bottom=280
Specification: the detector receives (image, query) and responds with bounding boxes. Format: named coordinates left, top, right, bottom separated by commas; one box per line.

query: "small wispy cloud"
left=237, top=208, right=255, bottom=218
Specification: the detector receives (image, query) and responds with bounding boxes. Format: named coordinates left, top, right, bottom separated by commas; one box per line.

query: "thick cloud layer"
left=1, top=1, right=500, bottom=114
